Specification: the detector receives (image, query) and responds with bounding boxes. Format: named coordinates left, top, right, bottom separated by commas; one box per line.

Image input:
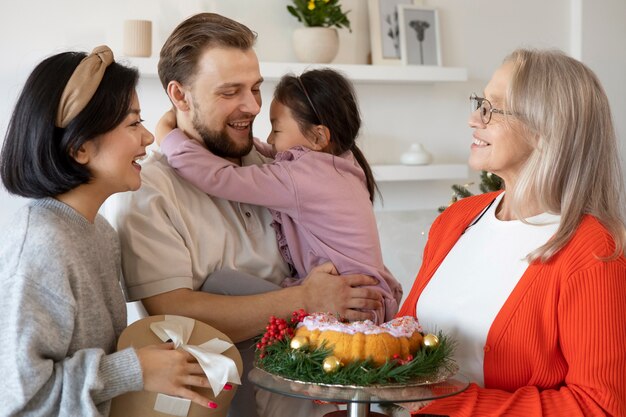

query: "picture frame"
left=398, top=6, right=441, bottom=66
left=367, top=0, right=422, bottom=65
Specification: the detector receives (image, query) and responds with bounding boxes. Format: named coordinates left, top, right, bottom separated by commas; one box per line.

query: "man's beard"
left=192, top=108, right=254, bottom=159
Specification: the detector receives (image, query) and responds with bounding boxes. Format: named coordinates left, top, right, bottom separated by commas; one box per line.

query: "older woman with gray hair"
left=398, top=49, right=626, bottom=416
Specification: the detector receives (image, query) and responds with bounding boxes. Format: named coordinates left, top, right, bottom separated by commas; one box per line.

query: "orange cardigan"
left=397, top=192, right=626, bottom=417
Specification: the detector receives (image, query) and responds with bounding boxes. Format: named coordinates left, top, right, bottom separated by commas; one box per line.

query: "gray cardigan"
left=0, top=198, right=142, bottom=416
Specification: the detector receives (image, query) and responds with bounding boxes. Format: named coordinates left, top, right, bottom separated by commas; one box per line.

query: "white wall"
left=580, top=0, right=626, bottom=171
left=0, top=0, right=624, bottom=293
left=3, top=0, right=623, bottom=215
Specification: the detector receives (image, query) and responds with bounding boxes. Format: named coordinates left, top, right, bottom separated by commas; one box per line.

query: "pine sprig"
left=256, top=331, right=456, bottom=386
left=439, top=171, right=503, bottom=212
left=479, top=170, right=503, bottom=193
left=452, top=184, right=474, bottom=199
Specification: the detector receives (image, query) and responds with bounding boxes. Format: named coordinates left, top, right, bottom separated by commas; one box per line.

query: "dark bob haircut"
left=0, top=51, right=139, bottom=198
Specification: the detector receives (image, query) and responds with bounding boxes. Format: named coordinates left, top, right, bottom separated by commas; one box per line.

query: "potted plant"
left=287, top=0, right=351, bottom=63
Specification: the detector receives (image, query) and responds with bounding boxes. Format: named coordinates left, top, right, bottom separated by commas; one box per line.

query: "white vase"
left=400, top=143, right=433, bottom=165
left=292, top=27, right=339, bottom=63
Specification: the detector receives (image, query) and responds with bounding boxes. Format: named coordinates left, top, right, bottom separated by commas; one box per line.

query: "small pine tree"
left=438, top=171, right=503, bottom=212
left=478, top=170, right=503, bottom=193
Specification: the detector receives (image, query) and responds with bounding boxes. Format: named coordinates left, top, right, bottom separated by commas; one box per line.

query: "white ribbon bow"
left=150, top=315, right=241, bottom=396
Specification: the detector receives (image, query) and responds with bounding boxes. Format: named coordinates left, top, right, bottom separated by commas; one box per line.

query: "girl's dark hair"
left=274, top=68, right=378, bottom=202
left=1, top=51, right=139, bottom=198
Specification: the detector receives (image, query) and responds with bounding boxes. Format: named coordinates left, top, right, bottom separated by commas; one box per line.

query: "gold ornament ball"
left=322, top=356, right=342, bottom=373
left=290, top=336, right=309, bottom=350
left=423, top=333, right=440, bottom=349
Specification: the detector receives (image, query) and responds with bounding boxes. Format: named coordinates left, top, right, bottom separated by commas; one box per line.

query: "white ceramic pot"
left=400, top=143, right=433, bottom=165
left=292, top=27, right=339, bottom=63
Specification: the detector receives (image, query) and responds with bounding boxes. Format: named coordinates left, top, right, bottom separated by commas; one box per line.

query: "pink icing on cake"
left=297, top=312, right=422, bottom=337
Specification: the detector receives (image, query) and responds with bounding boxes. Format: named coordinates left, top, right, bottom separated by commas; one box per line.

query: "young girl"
left=158, top=68, right=402, bottom=324
left=0, top=46, right=216, bottom=415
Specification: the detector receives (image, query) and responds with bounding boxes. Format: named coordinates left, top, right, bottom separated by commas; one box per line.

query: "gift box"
left=110, top=315, right=243, bottom=417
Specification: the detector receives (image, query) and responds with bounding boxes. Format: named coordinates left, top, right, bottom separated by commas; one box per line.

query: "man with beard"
left=106, top=13, right=383, bottom=417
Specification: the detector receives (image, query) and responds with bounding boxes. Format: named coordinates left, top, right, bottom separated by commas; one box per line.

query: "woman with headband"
left=0, top=46, right=216, bottom=415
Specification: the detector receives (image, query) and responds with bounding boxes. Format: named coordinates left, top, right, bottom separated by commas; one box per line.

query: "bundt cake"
left=294, top=313, right=423, bottom=366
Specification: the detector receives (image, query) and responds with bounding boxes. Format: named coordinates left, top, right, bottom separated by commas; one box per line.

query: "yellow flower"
left=287, top=0, right=351, bottom=31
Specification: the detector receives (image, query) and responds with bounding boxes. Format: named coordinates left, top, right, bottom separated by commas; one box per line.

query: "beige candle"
left=123, top=20, right=152, bottom=57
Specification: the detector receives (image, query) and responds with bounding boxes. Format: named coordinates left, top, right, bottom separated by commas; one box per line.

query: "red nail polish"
left=208, top=402, right=218, bottom=409
left=224, top=383, right=233, bottom=390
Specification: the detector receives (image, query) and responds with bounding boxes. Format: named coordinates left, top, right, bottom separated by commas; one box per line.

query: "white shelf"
left=260, top=62, right=468, bottom=84
left=372, top=164, right=468, bottom=182
left=124, top=57, right=467, bottom=84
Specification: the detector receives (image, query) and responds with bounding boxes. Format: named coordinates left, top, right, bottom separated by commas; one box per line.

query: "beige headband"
left=55, top=45, right=115, bottom=128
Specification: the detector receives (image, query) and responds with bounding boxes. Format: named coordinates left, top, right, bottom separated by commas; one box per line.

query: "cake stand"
left=248, top=367, right=470, bottom=417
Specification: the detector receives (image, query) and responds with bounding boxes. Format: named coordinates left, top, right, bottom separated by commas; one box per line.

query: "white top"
left=104, top=148, right=291, bottom=301
left=417, top=193, right=560, bottom=386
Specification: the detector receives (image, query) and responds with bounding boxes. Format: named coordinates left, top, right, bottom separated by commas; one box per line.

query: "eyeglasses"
left=470, top=93, right=513, bottom=125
